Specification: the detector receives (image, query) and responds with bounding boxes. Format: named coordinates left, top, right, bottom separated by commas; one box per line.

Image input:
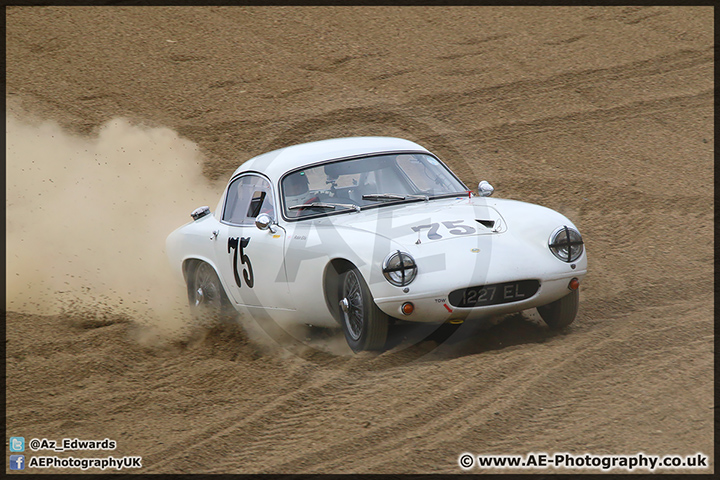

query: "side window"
left=222, top=175, right=275, bottom=225
left=246, top=190, right=268, bottom=219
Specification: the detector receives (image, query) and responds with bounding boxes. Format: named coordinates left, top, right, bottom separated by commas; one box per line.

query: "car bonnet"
left=326, top=196, right=507, bottom=247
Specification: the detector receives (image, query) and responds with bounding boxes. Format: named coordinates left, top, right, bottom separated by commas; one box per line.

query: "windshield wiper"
left=429, top=191, right=472, bottom=200
left=362, top=193, right=405, bottom=201
left=362, top=193, right=429, bottom=201
left=288, top=202, right=360, bottom=212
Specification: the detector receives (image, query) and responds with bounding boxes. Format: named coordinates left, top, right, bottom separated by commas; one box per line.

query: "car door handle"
left=211, top=230, right=219, bottom=240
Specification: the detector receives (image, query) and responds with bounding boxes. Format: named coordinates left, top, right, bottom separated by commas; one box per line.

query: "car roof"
left=231, top=136, right=431, bottom=181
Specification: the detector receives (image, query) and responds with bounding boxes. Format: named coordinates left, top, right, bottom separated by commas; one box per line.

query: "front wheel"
left=536, top=289, right=579, bottom=329
left=187, top=262, right=236, bottom=325
left=339, top=268, right=389, bottom=352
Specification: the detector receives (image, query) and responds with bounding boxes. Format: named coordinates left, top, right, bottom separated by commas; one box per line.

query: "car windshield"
left=281, top=153, right=468, bottom=219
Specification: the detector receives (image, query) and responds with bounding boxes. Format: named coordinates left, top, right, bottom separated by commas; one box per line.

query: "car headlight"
left=549, top=226, right=584, bottom=262
left=382, top=251, right=417, bottom=286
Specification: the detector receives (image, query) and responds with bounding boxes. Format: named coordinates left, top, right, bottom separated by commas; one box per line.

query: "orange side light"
left=401, top=302, right=414, bottom=315
left=568, top=278, right=580, bottom=290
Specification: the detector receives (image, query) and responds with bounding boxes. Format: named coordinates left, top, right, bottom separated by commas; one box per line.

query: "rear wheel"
left=537, top=289, right=579, bottom=329
left=339, top=268, right=388, bottom=352
left=187, top=262, right=236, bottom=324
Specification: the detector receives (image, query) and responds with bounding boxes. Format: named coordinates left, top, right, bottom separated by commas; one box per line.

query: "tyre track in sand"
left=141, top=322, right=571, bottom=473
left=462, top=89, right=712, bottom=145
left=437, top=47, right=712, bottom=99
left=259, top=299, right=712, bottom=473
left=209, top=322, right=609, bottom=472
left=140, top=356, right=349, bottom=472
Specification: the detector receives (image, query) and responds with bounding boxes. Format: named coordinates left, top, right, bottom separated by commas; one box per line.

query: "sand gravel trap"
left=5, top=6, right=713, bottom=474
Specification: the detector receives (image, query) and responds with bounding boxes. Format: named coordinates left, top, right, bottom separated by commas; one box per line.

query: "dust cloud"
left=6, top=113, right=222, bottom=340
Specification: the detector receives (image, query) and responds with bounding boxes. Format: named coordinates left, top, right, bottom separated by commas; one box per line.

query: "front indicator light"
left=568, top=278, right=580, bottom=290
left=401, top=302, right=414, bottom=315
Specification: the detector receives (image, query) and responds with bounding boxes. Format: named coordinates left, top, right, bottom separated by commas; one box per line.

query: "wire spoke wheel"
left=338, top=267, right=389, bottom=351
left=342, top=270, right=364, bottom=341
left=189, top=262, right=234, bottom=324
left=194, top=263, right=222, bottom=309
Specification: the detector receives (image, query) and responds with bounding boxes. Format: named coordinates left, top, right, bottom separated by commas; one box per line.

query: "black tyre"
left=339, top=268, right=389, bottom=352
left=537, top=289, right=579, bottom=329
left=187, top=262, right=236, bottom=324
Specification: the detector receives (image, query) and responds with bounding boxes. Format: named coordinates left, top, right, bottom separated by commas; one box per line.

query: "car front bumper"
left=374, top=270, right=586, bottom=323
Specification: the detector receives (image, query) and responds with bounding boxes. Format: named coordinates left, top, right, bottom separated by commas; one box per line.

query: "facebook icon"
left=10, top=454, right=25, bottom=470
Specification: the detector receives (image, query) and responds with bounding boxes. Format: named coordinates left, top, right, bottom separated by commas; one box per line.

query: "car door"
left=214, top=173, right=292, bottom=309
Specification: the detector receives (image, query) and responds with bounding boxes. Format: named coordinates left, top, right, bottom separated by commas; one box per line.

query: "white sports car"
left=166, top=137, right=587, bottom=352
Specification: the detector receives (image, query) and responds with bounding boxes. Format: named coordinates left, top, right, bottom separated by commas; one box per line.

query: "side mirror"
left=191, top=205, right=211, bottom=221
left=255, top=213, right=277, bottom=233
left=478, top=181, right=494, bottom=197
